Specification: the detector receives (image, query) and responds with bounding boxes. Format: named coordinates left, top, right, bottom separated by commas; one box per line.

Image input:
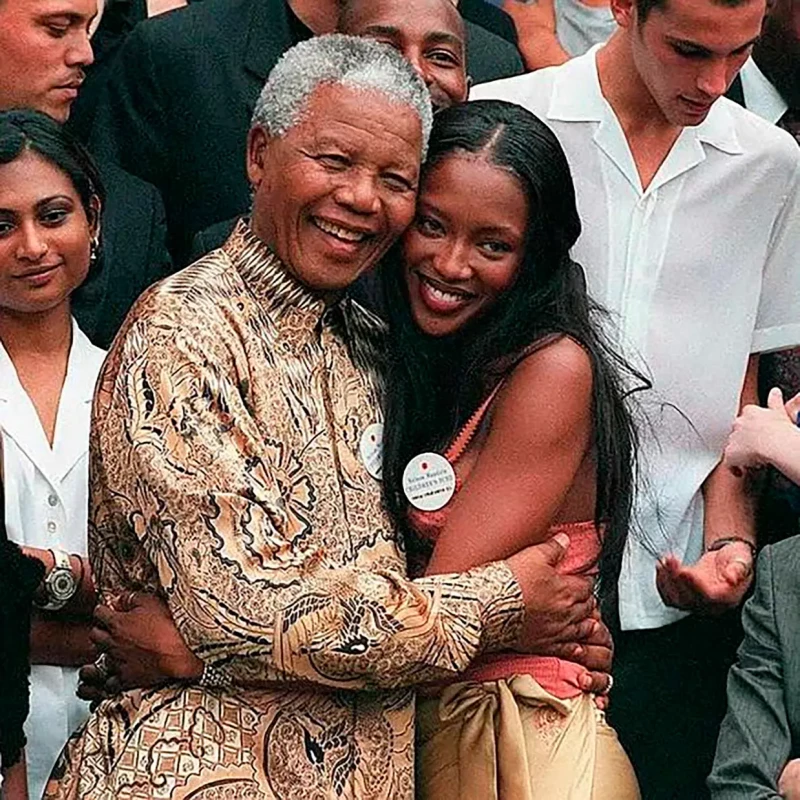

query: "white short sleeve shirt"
left=471, top=48, right=800, bottom=630
left=0, top=321, right=105, bottom=800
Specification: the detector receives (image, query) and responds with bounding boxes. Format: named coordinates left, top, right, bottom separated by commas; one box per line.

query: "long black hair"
left=0, top=108, right=105, bottom=279
left=381, top=100, right=648, bottom=603
left=0, top=462, right=45, bottom=770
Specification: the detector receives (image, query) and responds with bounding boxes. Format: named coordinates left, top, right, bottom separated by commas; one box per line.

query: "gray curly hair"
left=251, top=34, right=433, bottom=159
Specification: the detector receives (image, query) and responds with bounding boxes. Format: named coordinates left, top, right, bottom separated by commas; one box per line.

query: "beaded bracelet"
left=705, top=536, right=757, bottom=560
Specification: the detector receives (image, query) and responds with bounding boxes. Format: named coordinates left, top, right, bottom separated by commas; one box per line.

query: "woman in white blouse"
left=0, top=109, right=106, bottom=800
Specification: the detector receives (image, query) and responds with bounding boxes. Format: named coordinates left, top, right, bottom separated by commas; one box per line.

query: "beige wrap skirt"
left=416, top=675, right=640, bottom=800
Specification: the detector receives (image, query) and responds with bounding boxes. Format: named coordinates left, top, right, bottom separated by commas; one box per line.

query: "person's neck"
left=597, top=33, right=683, bottom=188
left=288, top=0, right=340, bottom=34
left=249, top=216, right=344, bottom=306
left=0, top=302, right=73, bottom=364
left=597, top=33, right=681, bottom=139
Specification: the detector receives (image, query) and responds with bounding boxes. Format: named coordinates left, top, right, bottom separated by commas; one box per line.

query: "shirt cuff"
left=751, top=322, right=800, bottom=354
left=474, top=560, right=525, bottom=653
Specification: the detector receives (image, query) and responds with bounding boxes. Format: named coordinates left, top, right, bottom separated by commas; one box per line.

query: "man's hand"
left=655, top=542, right=754, bottom=614
left=501, top=0, right=570, bottom=69
left=779, top=758, right=800, bottom=799
left=502, top=0, right=557, bottom=36
left=507, top=533, right=612, bottom=694
left=724, top=387, right=799, bottom=475
left=79, top=592, right=201, bottom=701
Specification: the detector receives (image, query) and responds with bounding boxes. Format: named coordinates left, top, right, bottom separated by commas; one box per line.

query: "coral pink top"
left=407, top=383, right=602, bottom=700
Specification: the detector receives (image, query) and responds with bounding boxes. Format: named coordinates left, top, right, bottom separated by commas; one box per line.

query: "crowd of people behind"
left=0, top=0, right=798, bottom=798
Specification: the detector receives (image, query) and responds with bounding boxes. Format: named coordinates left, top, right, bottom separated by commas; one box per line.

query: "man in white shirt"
left=471, top=0, right=800, bottom=795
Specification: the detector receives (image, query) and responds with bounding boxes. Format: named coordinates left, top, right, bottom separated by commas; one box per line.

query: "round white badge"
left=359, top=422, right=384, bottom=480
left=402, top=452, right=456, bottom=511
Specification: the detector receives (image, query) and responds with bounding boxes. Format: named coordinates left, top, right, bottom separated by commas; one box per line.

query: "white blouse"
left=0, top=320, right=105, bottom=800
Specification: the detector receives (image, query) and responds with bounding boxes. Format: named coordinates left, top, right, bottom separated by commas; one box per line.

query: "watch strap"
left=35, top=548, right=77, bottom=611
left=51, top=548, right=70, bottom=572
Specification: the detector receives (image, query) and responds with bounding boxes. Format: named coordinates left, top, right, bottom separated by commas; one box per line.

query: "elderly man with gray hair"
left=45, top=35, right=601, bottom=800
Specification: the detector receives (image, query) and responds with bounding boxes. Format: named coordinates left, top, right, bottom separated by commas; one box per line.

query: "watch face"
left=50, top=568, right=77, bottom=601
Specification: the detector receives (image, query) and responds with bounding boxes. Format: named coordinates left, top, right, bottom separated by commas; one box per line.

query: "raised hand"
left=724, top=387, right=797, bottom=474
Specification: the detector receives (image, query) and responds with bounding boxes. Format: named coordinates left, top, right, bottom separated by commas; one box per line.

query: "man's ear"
left=610, top=0, right=638, bottom=30
left=246, top=126, right=271, bottom=189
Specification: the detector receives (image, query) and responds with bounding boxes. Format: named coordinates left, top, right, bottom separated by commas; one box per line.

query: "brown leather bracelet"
left=705, top=536, right=757, bottom=560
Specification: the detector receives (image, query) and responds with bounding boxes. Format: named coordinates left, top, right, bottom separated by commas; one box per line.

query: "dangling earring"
left=89, top=236, right=100, bottom=266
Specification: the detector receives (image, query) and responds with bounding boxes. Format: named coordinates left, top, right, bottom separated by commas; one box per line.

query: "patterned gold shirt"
left=46, top=222, right=524, bottom=800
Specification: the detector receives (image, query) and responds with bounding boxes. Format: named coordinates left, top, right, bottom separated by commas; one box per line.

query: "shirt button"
left=48, top=494, right=58, bottom=507
left=47, top=521, right=57, bottom=533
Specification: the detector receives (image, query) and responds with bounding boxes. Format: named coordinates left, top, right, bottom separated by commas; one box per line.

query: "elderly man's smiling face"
left=247, top=82, right=422, bottom=292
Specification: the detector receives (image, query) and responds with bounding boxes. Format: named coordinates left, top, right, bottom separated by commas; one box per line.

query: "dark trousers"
left=607, top=612, right=743, bottom=800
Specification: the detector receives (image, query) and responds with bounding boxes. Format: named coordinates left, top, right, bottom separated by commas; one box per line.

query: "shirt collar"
left=223, top=218, right=331, bottom=350
left=69, top=319, right=106, bottom=403
left=547, top=45, right=608, bottom=122
left=739, top=57, right=789, bottom=124
left=547, top=44, right=743, bottom=155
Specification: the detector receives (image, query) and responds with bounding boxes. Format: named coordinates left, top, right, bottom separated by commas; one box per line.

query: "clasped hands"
left=80, top=534, right=613, bottom=702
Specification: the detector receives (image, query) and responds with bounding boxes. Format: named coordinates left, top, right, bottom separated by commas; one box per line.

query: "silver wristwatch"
left=35, top=549, right=78, bottom=612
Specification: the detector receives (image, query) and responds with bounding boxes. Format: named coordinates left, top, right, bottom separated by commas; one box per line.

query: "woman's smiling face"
left=402, top=152, right=529, bottom=337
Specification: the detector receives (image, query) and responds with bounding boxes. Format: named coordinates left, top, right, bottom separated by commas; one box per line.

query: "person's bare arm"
left=724, top=388, right=800, bottom=486
left=30, top=614, right=95, bottom=667
left=15, top=547, right=97, bottom=666
left=703, top=354, right=759, bottom=552
left=19, top=548, right=95, bottom=616
left=502, top=0, right=571, bottom=71
left=423, top=340, right=612, bottom=687
left=427, top=338, right=594, bottom=575
left=1, top=756, right=29, bottom=800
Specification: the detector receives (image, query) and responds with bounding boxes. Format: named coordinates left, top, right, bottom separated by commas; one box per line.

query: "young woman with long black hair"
left=381, top=99, right=644, bottom=799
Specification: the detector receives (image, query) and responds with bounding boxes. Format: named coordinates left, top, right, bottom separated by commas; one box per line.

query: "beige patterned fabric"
left=416, top=677, right=640, bottom=800
left=44, top=221, right=524, bottom=800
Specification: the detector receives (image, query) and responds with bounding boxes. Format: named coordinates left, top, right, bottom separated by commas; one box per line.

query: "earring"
left=89, top=237, right=100, bottom=265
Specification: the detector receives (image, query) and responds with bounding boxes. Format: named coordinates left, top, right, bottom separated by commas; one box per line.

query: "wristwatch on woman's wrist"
left=34, top=548, right=78, bottom=611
